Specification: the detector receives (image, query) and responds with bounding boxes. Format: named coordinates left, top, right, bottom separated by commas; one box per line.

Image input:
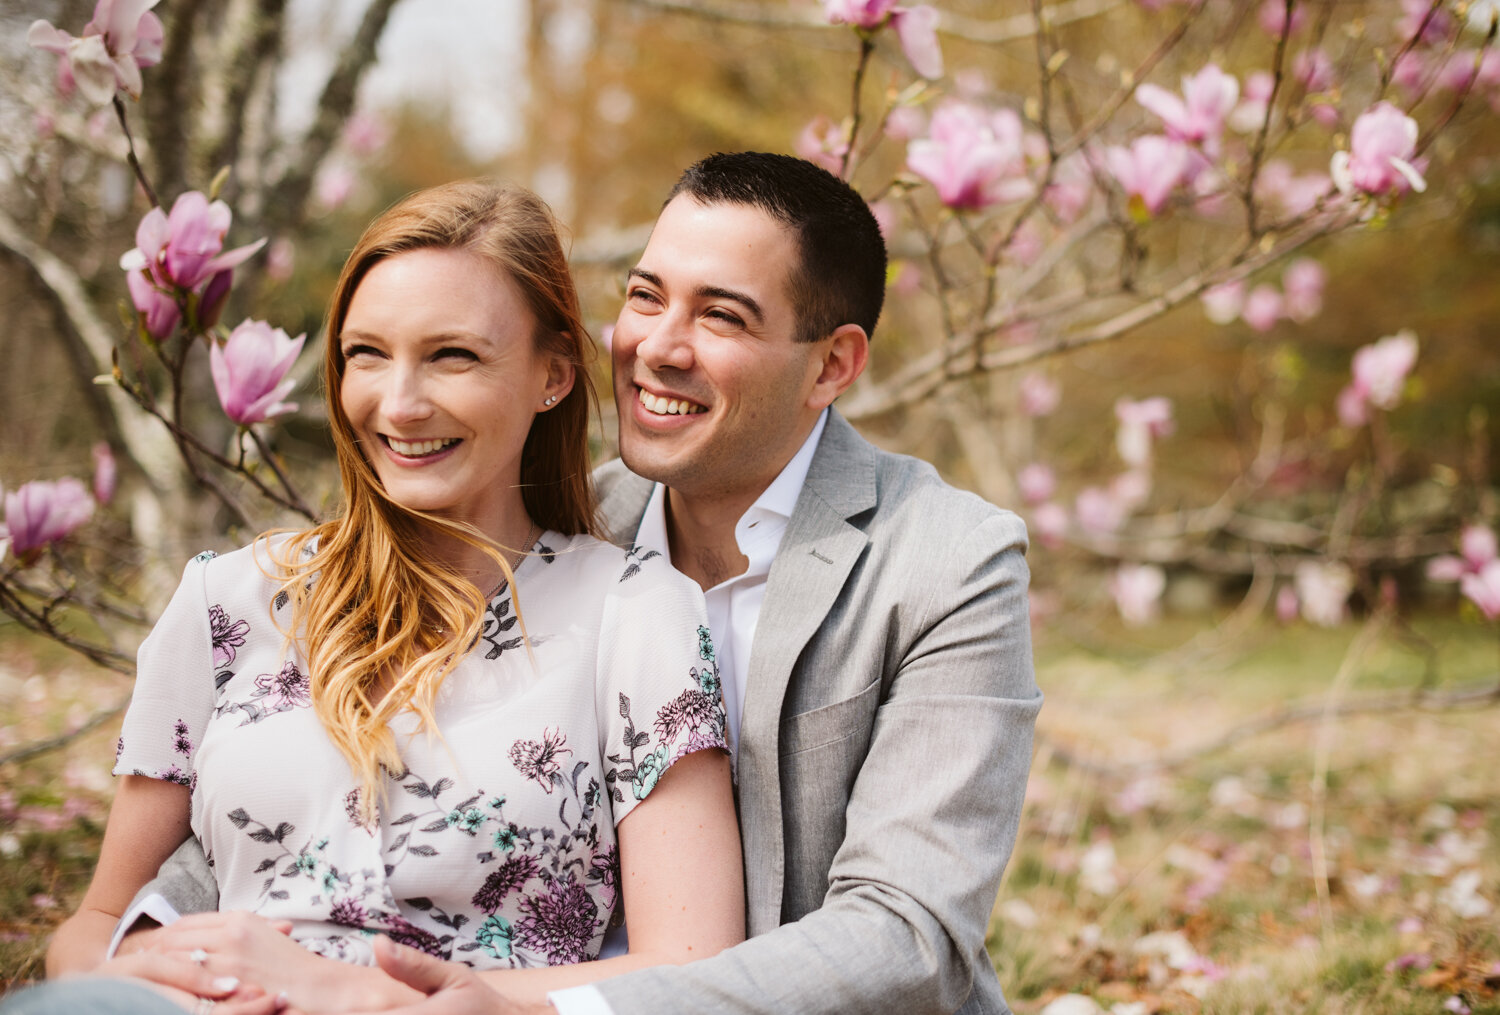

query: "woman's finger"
left=101, top=951, right=246, bottom=998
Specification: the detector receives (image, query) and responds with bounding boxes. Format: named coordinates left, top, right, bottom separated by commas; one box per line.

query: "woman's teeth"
left=387, top=437, right=458, bottom=456
left=639, top=389, right=705, bottom=415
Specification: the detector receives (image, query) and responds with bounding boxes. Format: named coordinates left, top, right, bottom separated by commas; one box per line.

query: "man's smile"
left=637, top=387, right=706, bottom=416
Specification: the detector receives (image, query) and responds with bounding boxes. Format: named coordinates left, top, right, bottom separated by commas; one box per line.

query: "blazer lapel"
left=736, top=411, right=876, bottom=932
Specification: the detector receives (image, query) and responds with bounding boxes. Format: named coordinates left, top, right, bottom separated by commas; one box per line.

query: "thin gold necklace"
left=487, top=521, right=539, bottom=600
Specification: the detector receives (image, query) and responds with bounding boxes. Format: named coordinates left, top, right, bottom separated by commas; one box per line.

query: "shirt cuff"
left=547, top=985, right=616, bottom=1015
left=107, top=892, right=182, bottom=958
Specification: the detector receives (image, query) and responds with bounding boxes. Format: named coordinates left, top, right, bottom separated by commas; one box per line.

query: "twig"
left=0, top=695, right=133, bottom=768
left=1039, top=673, right=1498, bottom=776
left=839, top=36, right=875, bottom=181
left=112, top=96, right=160, bottom=208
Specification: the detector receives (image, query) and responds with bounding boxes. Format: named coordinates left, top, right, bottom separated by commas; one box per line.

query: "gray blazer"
left=591, top=411, right=1040, bottom=1014
left=134, top=411, right=1041, bottom=1014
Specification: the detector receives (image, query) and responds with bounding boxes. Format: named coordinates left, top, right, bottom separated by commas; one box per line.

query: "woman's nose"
left=381, top=366, right=433, bottom=424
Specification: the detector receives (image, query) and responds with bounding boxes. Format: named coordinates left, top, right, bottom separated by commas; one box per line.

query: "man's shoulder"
left=823, top=419, right=1027, bottom=548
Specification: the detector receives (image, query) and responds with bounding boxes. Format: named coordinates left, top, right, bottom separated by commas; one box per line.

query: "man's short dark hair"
left=668, top=152, right=887, bottom=344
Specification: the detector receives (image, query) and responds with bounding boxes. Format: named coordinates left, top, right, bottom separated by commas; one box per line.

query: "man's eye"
left=627, top=288, right=661, bottom=305
left=705, top=309, right=745, bottom=328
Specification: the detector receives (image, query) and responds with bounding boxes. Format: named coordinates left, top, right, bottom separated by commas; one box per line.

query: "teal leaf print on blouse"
left=477, top=915, right=513, bottom=960
left=631, top=745, right=669, bottom=800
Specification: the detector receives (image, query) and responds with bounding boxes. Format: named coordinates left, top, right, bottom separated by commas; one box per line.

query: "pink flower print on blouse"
left=250, top=662, right=310, bottom=711
left=209, top=604, right=250, bottom=670
left=653, top=688, right=721, bottom=745
left=510, top=729, right=572, bottom=794
left=513, top=878, right=598, bottom=966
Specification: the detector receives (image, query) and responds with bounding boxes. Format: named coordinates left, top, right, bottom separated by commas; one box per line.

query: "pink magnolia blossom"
left=907, top=102, right=1032, bottom=210
left=1330, top=102, right=1428, bottom=197
left=822, top=0, right=896, bottom=29
left=5, top=479, right=95, bottom=563
left=1242, top=284, right=1284, bottom=332
left=1399, top=0, right=1457, bottom=46
left=1076, top=486, right=1127, bottom=533
left=884, top=105, right=926, bottom=141
left=795, top=116, right=851, bottom=176
left=1228, top=71, right=1275, bottom=134
left=1256, top=160, right=1331, bottom=218
left=1110, top=470, right=1152, bottom=511
left=91, top=443, right=116, bottom=505
left=265, top=237, right=296, bottom=283
left=1116, top=397, right=1174, bottom=466
left=868, top=200, right=896, bottom=241
left=342, top=111, right=390, bottom=157
left=1019, top=371, right=1060, bottom=417
left=1017, top=464, right=1056, bottom=505
left=1042, top=153, right=1093, bottom=223
left=1391, top=51, right=1429, bottom=95
left=210, top=320, right=306, bottom=426
left=1282, top=258, right=1326, bottom=322
left=28, top=0, right=164, bottom=104
left=1031, top=502, right=1068, bottom=549
left=1336, top=382, right=1370, bottom=427
left=124, top=267, right=180, bottom=340
left=1295, top=48, right=1337, bottom=92
left=1295, top=560, right=1353, bottom=627
left=890, top=6, right=943, bottom=80
left=1201, top=279, right=1246, bottom=325
left=1111, top=563, right=1166, bottom=626
left=1353, top=329, right=1419, bottom=408
left=1105, top=135, right=1190, bottom=217
left=1276, top=585, right=1300, bottom=623
left=1135, top=63, right=1240, bottom=153
left=120, top=191, right=265, bottom=292
left=1428, top=525, right=1498, bottom=582
left=821, top=0, right=942, bottom=78
left=315, top=165, right=357, bottom=211
left=1259, top=0, right=1306, bottom=36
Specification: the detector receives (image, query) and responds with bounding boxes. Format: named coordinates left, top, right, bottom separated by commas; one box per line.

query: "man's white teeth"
left=388, top=437, right=457, bottom=456
left=638, top=389, right=705, bottom=416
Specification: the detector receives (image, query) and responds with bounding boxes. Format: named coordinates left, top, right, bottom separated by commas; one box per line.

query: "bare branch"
left=262, top=0, right=402, bottom=237
left=0, top=207, right=184, bottom=496
left=0, top=696, right=132, bottom=768
left=1040, top=675, right=1500, bottom=777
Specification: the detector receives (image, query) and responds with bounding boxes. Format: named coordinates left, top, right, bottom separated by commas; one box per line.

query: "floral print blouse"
left=114, top=533, right=727, bottom=968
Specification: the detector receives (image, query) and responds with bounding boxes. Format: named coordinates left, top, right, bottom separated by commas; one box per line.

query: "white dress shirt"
left=549, top=410, right=828, bottom=1014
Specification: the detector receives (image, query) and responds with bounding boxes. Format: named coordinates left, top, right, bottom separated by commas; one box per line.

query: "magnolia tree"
left=3, top=0, right=1500, bottom=765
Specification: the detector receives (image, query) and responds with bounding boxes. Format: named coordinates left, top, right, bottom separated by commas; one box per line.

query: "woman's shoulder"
left=183, top=531, right=312, bottom=596
left=535, top=531, right=694, bottom=594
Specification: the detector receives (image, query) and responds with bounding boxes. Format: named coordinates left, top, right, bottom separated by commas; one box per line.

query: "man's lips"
left=637, top=387, right=706, bottom=416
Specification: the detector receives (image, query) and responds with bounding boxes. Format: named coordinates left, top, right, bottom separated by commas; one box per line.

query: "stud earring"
left=543, top=395, right=558, bottom=406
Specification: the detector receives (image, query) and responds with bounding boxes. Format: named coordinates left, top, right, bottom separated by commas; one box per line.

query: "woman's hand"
left=145, top=911, right=422, bottom=1013
left=57, top=949, right=284, bottom=1014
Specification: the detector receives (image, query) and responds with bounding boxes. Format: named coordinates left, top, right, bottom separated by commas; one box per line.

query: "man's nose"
left=634, top=309, right=696, bottom=372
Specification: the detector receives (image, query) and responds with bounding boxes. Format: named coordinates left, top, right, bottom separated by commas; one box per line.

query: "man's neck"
left=663, top=486, right=754, bottom=591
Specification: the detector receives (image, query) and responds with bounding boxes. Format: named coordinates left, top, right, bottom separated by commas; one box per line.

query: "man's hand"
left=371, top=937, right=551, bottom=1015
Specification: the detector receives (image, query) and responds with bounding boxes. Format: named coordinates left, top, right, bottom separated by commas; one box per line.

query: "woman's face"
left=338, top=247, right=570, bottom=538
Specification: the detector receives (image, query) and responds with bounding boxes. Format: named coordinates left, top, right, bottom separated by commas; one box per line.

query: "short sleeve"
left=114, top=553, right=221, bottom=787
left=597, top=550, right=728, bottom=821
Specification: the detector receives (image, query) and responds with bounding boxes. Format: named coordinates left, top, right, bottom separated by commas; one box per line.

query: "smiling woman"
left=33, top=181, right=745, bottom=1014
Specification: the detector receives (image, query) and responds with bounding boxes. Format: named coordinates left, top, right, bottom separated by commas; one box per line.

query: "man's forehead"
left=638, top=196, right=798, bottom=290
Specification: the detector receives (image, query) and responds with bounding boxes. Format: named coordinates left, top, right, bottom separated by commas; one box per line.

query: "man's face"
left=612, top=195, right=829, bottom=506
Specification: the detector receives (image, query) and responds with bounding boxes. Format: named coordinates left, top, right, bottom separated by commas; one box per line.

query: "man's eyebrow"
left=627, top=268, right=765, bottom=326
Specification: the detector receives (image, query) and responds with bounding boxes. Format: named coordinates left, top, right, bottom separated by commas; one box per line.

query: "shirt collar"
left=635, top=409, right=828, bottom=561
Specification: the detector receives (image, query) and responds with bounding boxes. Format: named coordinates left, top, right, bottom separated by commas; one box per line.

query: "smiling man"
left=531, top=152, right=1043, bottom=1015
left=90, top=153, right=1041, bottom=1015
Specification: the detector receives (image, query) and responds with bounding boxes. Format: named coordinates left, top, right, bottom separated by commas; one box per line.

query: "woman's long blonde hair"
left=275, top=179, right=600, bottom=813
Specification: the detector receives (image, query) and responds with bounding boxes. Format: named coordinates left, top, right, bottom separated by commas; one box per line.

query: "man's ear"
left=807, top=324, right=870, bottom=410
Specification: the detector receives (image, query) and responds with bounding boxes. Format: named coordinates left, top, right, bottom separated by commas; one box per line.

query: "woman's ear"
left=541, top=348, right=575, bottom=409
